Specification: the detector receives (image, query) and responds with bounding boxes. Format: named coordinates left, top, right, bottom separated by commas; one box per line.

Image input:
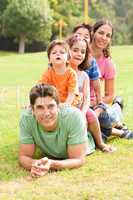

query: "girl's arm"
left=81, top=74, right=90, bottom=114
left=66, top=68, right=79, bottom=105
left=65, top=93, right=75, bottom=105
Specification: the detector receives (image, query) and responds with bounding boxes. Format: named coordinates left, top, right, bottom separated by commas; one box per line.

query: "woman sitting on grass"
left=91, top=19, right=133, bottom=139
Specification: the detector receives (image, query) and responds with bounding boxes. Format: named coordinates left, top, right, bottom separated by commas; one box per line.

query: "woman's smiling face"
left=92, top=24, right=113, bottom=50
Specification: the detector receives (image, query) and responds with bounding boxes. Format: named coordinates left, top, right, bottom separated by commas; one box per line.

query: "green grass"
left=0, top=47, right=133, bottom=200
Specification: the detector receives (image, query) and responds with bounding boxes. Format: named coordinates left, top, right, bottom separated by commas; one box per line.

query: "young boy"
left=38, top=40, right=80, bottom=105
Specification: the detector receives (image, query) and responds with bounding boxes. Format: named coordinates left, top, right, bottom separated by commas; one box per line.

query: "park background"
left=0, top=0, right=133, bottom=199
left=0, top=0, right=133, bottom=53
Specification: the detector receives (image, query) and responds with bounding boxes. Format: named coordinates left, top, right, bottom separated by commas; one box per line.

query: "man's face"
left=32, top=96, right=58, bottom=131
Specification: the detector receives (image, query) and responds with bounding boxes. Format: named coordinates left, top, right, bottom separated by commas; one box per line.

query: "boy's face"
left=75, top=28, right=90, bottom=45
left=33, top=96, right=58, bottom=131
left=49, top=45, right=68, bottom=67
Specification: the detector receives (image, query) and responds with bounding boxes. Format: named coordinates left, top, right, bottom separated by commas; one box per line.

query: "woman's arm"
left=103, top=78, right=115, bottom=104
left=92, top=79, right=102, bottom=106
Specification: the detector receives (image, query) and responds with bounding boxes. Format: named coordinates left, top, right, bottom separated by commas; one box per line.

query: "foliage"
left=2, top=0, right=53, bottom=52
left=0, top=0, right=9, bottom=33
left=48, top=0, right=133, bottom=44
left=49, top=0, right=83, bottom=39
left=89, top=0, right=133, bottom=44
left=0, top=0, right=133, bottom=51
left=0, top=0, right=9, bottom=15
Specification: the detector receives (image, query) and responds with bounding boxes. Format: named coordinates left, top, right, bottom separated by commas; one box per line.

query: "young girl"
left=72, top=23, right=102, bottom=107
left=38, top=40, right=79, bottom=105
left=67, top=35, right=115, bottom=152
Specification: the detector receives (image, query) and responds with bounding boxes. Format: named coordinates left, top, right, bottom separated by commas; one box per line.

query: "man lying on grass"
left=19, top=83, right=95, bottom=177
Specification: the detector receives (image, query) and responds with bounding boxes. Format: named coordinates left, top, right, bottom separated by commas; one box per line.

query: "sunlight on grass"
left=0, top=47, right=133, bottom=199
left=0, top=51, right=16, bottom=56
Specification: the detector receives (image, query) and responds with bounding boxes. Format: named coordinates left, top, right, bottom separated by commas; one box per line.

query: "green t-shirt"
left=19, top=104, right=95, bottom=159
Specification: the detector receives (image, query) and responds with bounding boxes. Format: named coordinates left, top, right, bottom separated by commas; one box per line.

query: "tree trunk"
left=18, top=34, right=26, bottom=54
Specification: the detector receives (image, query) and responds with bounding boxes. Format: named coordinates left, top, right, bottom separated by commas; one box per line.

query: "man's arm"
left=19, top=142, right=87, bottom=170
left=19, top=142, right=87, bottom=177
left=49, top=143, right=87, bottom=170
left=19, top=144, right=36, bottom=170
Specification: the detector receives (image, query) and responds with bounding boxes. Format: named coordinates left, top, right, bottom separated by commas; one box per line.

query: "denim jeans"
left=99, top=103, right=122, bottom=129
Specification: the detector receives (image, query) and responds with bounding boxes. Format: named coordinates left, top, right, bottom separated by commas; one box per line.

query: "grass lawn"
left=0, top=46, right=133, bottom=200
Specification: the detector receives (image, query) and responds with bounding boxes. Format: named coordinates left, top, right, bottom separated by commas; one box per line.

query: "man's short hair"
left=29, top=83, right=59, bottom=106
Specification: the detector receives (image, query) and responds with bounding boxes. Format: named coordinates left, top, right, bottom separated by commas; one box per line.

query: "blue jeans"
left=99, top=103, right=122, bottom=129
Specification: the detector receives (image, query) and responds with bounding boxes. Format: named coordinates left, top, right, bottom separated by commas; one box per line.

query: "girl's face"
left=75, top=27, right=90, bottom=44
left=69, top=40, right=87, bottom=67
left=92, top=24, right=112, bottom=49
left=49, top=45, right=68, bottom=66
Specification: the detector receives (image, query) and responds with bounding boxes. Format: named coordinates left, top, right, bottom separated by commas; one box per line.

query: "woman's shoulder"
left=98, top=54, right=115, bottom=69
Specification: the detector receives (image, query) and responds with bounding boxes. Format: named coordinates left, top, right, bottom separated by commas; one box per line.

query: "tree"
left=49, top=0, right=83, bottom=39
left=3, top=0, right=53, bottom=53
left=0, top=0, right=9, bottom=33
left=89, top=0, right=133, bottom=44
